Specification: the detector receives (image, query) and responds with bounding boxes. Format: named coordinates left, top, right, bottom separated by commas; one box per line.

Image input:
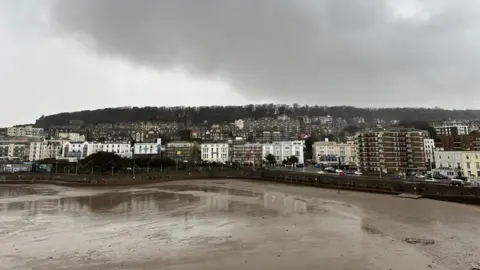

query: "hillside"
left=33, top=105, right=480, bottom=128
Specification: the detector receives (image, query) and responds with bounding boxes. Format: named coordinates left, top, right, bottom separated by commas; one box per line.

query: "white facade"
left=103, top=142, right=132, bottom=158
left=424, top=138, right=435, bottom=168
left=313, top=139, right=355, bottom=165
left=7, top=126, right=44, bottom=137
left=58, top=132, right=85, bottom=141
left=435, top=151, right=480, bottom=177
left=29, top=142, right=42, bottom=161
left=62, top=141, right=133, bottom=160
left=134, top=139, right=162, bottom=155
left=41, top=139, right=68, bottom=160
left=201, top=143, right=230, bottom=163
left=434, top=125, right=469, bottom=136
left=234, top=119, right=244, bottom=130
left=262, top=140, right=305, bottom=164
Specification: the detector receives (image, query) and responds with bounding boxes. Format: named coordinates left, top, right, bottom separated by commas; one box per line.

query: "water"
left=0, top=180, right=479, bottom=270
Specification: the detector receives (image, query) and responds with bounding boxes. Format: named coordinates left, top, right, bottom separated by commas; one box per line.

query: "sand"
left=1, top=180, right=480, bottom=270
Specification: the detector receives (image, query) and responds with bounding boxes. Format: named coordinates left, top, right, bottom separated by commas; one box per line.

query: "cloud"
left=48, top=0, right=480, bottom=108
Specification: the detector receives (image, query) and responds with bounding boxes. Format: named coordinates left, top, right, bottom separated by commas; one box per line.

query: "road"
left=265, top=167, right=450, bottom=185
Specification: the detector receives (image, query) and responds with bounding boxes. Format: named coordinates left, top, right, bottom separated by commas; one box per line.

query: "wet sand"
left=1, top=180, right=479, bottom=270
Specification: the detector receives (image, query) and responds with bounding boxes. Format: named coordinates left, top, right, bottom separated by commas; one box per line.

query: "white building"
left=7, top=125, right=44, bottom=138
left=62, top=141, right=133, bottom=160
left=134, top=139, right=162, bottom=155
left=234, top=119, right=244, bottom=130
left=424, top=138, right=435, bottom=169
left=103, top=142, right=132, bottom=158
left=29, top=141, right=43, bottom=161
left=313, top=139, right=355, bottom=165
left=262, top=140, right=305, bottom=164
left=58, top=132, right=85, bottom=141
left=0, top=139, right=30, bottom=161
left=435, top=151, right=480, bottom=177
left=434, top=124, right=469, bottom=136
left=201, top=142, right=230, bottom=163
left=41, top=139, right=68, bottom=160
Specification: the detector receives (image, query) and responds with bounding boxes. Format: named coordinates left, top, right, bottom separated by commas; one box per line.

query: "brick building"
left=356, top=128, right=427, bottom=174
left=434, top=135, right=480, bottom=151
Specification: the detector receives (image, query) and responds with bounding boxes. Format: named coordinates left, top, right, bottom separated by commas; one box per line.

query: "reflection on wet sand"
left=0, top=181, right=477, bottom=270
left=263, top=192, right=307, bottom=214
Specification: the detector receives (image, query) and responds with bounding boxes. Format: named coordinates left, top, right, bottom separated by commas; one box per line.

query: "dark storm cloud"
left=49, top=0, right=480, bottom=107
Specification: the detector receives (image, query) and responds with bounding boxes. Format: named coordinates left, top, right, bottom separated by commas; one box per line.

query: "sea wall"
left=0, top=170, right=262, bottom=186
left=260, top=170, right=480, bottom=205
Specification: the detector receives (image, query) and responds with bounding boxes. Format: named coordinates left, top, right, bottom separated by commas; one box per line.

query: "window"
left=467, top=162, right=471, bottom=169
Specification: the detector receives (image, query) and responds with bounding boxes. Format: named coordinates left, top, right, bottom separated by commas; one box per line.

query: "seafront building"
left=231, top=142, right=263, bottom=165
left=435, top=150, right=480, bottom=178
left=200, top=142, right=230, bottom=163
left=62, top=141, right=132, bottom=160
left=133, top=139, right=162, bottom=156
left=262, top=140, right=305, bottom=164
left=312, top=139, right=355, bottom=165
left=355, top=128, right=427, bottom=174
left=424, top=138, right=436, bottom=169
left=164, top=141, right=197, bottom=162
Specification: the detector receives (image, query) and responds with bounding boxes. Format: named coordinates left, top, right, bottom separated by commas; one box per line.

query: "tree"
left=304, top=135, right=317, bottom=160
left=288, top=155, right=299, bottom=164
left=178, top=129, right=192, bottom=141
left=81, top=152, right=125, bottom=174
left=341, top=125, right=360, bottom=136
left=397, top=120, right=436, bottom=138
left=33, top=105, right=480, bottom=129
left=265, top=153, right=276, bottom=165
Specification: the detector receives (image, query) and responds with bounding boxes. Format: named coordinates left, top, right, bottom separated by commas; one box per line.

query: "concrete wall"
left=260, top=170, right=480, bottom=204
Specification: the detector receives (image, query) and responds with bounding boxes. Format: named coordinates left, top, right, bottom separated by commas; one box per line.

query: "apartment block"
left=424, top=138, right=436, bottom=169
left=0, top=139, right=30, bottom=162
left=356, top=128, right=427, bottom=174
left=165, top=141, right=197, bottom=161
left=231, top=142, right=263, bottom=165
left=7, top=125, right=44, bottom=138
left=434, top=135, right=480, bottom=151
left=434, top=124, right=469, bottom=136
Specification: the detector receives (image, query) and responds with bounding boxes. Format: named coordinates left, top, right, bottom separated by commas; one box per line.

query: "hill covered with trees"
left=33, top=104, right=480, bottom=128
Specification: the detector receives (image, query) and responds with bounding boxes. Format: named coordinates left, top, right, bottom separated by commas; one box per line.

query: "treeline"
left=33, top=105, right=480, bottom=128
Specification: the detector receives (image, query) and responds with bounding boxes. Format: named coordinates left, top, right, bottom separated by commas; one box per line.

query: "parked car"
left=335, top=169, right=343, bottom=173
left=450, top=179, right=465, bottom=187
left=317, top=170, right=325, bottom=174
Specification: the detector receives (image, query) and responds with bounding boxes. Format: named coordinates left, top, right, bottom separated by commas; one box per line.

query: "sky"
left=1, top=0, right=480, bottom=126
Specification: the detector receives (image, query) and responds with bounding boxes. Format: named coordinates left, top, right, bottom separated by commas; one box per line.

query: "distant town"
left=1, top=105, right=480, bottom=182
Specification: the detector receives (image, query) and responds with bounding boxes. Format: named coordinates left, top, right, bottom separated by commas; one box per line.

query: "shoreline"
left=1, top=170, right=480, bottom=206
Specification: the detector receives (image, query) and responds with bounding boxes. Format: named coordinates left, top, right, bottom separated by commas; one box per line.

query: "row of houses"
left=62, top=140, right=306, bottom=165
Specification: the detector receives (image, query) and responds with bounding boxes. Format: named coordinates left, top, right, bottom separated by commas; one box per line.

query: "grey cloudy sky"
left=1, top=0, right=479, bottom=126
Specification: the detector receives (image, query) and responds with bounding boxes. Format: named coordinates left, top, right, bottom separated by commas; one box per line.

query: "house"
left=201, top=142, right=229, bottom=163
